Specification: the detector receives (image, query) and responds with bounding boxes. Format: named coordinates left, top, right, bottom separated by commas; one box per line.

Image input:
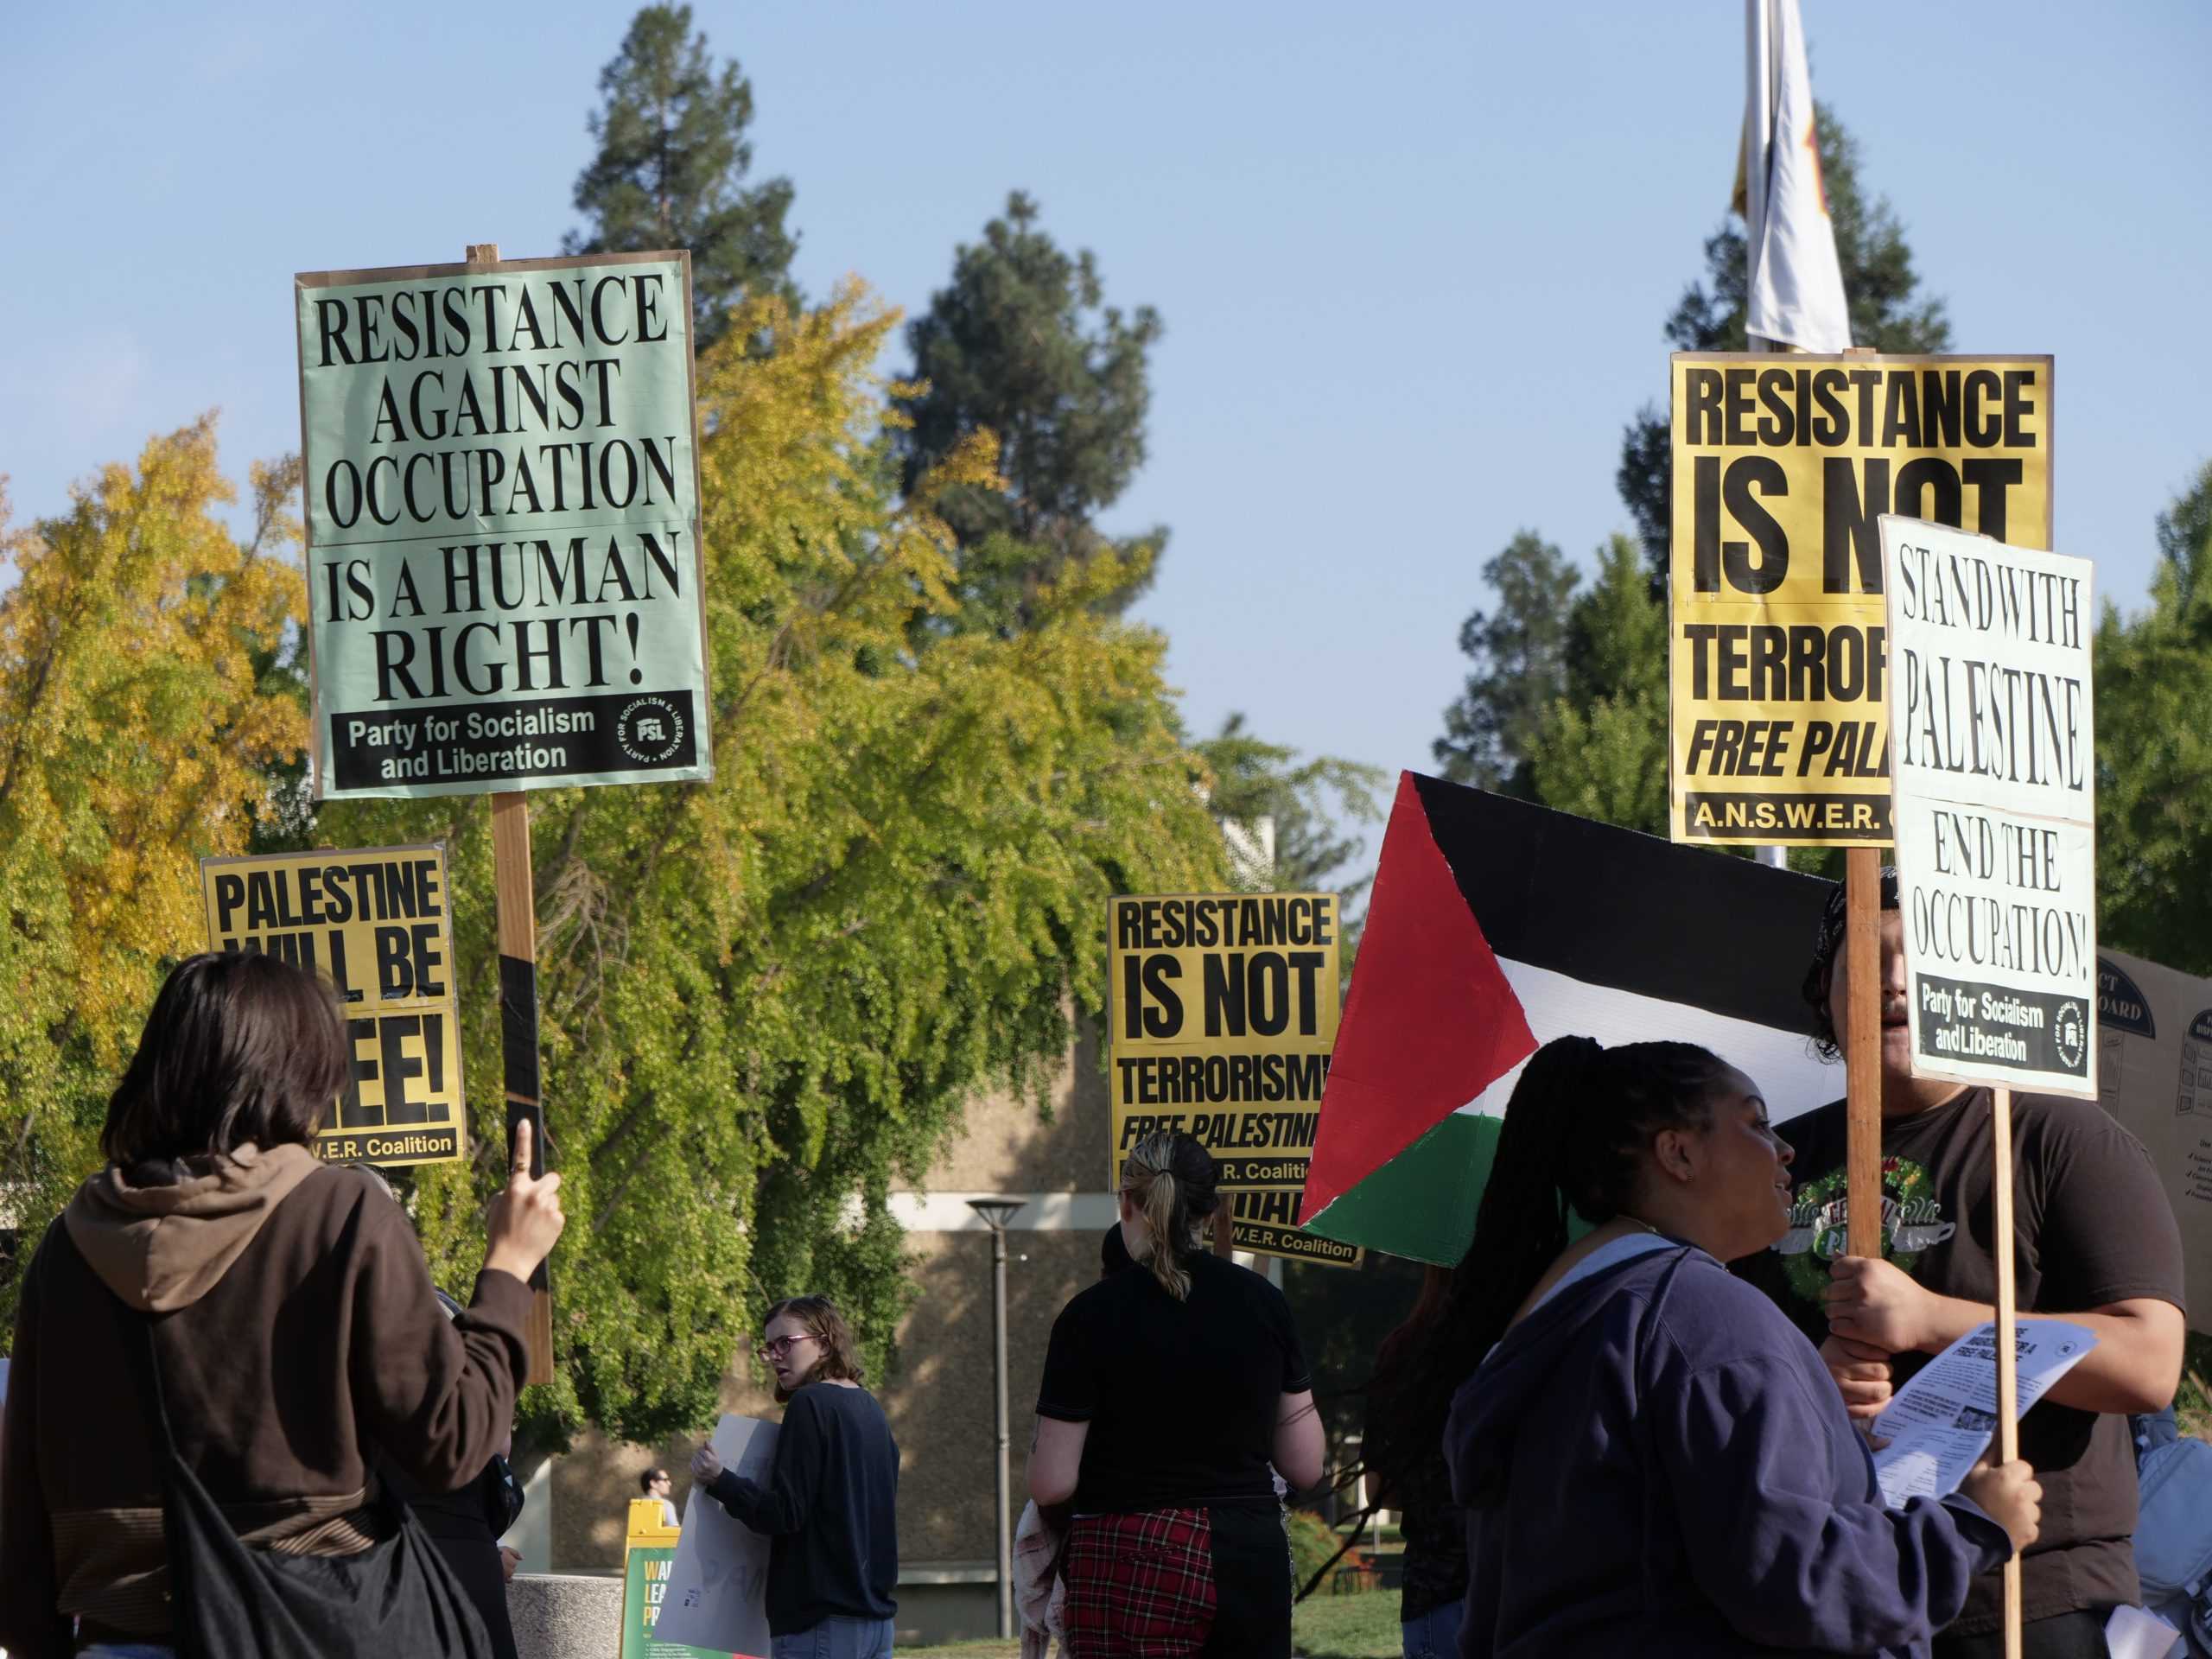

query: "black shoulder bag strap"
left=96, top=1237, right=493, bottom=1659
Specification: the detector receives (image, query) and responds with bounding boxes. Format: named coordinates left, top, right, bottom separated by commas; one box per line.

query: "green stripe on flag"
left=1302, top=1110, right=1503, bottom=1266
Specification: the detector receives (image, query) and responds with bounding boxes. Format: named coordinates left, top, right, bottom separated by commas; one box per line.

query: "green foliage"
left=305, top=284, right=1229, bottom=1452
left=899, top=192, right=1165, bottom=632
left=563, top=3, right=798, bottom=353
left=1288, top=1591, right=1404, bottom=1658
left=0, top=426, right=308, bottom=1325
left=1433, top=531, right=1580, bottom=794
left=1529, top=535, right=1669, bottom=835
left=2095, top=461, right=2212, bottom=976
left=1617, top=108, right=1953, bottom=567
left=1190, top=714, right=1386, bottom=906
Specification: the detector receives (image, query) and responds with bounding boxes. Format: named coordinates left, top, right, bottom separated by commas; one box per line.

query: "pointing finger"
left=511, top=1117, right=533, bottom=1179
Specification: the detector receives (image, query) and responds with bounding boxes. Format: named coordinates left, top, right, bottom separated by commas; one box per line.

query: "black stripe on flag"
left=1408, top=773, right=1831, bottom=1034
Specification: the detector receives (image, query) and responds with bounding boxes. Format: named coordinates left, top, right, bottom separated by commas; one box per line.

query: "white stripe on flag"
left=1450, top=957, right=1840, bottom=1124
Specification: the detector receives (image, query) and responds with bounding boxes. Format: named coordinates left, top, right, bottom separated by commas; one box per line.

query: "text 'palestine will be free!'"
left=1667, top=354, right=2051, bottom=847
left=296, top=251, right=711, bottom=801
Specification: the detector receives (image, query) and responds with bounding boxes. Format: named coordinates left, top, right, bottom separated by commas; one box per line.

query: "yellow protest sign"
left=1668, top=354, right=2052, bottom=846
left=1108, top=893, right=1356, bottom=1265
left=200, top=845, right=465, bottom=1166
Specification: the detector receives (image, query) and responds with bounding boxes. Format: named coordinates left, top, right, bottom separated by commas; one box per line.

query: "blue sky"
left=5, top=2, right=2208, bottom=858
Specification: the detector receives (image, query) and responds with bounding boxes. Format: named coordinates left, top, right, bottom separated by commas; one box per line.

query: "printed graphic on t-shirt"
left=1774, top=1154, right=1957, bottom=1305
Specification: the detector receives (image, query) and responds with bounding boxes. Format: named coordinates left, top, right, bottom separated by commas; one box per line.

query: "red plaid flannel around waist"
left=1064, top=1507, right=1217, bottom=1656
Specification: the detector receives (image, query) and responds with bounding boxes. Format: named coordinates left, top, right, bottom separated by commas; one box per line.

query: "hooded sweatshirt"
left=0, top=1147, right=530, bottom=1658
left=1446, top=1243, right=2010, bottom=1659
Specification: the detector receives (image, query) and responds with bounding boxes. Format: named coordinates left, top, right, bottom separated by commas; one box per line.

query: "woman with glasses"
left=690, top=1296, right=899, bottom=1659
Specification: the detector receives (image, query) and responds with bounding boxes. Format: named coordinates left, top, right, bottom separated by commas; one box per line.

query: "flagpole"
left=1745, top=0, right=1789, bottom=873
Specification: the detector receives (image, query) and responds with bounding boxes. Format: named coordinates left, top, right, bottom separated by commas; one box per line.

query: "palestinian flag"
left=1300, top=772, right=1837, bottom=1264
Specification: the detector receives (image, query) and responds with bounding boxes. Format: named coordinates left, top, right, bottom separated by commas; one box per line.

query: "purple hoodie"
left=1445, top=1243, right=2009, bottom=1657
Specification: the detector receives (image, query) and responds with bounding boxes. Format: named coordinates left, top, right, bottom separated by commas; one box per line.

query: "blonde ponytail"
left=1122, top=1130, right=1213, bottom=1300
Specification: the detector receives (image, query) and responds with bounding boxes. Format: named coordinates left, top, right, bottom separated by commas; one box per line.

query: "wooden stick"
left=1843, top=846, right=1885, bottom=1259
left=1212, top=1205, right=1235, bottom=1258
left=1992, top=1084, right=2022, bottom=1656
left=470, top=240, right=556, bottom=1389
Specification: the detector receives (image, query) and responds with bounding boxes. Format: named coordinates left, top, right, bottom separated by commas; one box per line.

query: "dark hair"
left=1363, top=1264, right=1453, bottom=1491
left=1802, top=867, right=1900, bottom=1061
left=764, top=1295, right=865, bottom=1398
left=1117, top=1130, right=1221, bottom=1300
left=1381, top=1037, right=1735, bottom=1493
left=639, top=1468, right=670, bottom=1493
left=102, top=952, right=348, bottom=1166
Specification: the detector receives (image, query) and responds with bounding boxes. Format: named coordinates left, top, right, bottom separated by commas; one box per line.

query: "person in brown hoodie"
left=0, top=950, right=565, bottom=1659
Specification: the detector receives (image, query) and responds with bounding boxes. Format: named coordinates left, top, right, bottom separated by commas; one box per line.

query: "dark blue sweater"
left=708, top=1382, right=899, bottom=1635
left=1445, top=1244, right=2010, bottom=1657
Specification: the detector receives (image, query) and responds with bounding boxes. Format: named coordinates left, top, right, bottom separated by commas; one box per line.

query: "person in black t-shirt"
left=1739, top=872, right=2187, bottom=1659
left=692, top=1295, right=899, bottom=1657
left=1031, top=1132, right=1324, bottom=1659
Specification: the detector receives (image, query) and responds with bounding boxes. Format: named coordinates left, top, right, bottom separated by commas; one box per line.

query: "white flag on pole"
left=1743, top=0, right=1851, bottom=352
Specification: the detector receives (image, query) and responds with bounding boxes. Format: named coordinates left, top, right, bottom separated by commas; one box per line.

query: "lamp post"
left=967, top=1197, right=1026, bottom=1639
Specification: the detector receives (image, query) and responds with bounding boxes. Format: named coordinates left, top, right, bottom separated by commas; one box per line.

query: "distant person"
left=1417, top=1035, right=2039, bottom=1657
left=690, top=1296, right=899, bottom=1658
left=0, top=951, right=564, bottom=1659
left=1030, top=1131, right=1325, bottom=1659
left=1741, top=874, right=2186, bottom=1657
left=1362, top=1266, right=1463, bottom=1659
left=640, top=1465, right=680, bottom=1529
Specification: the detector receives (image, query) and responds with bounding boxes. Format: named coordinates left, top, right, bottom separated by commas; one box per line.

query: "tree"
left=1617, top=108, right=1952, bottom=573
left=899, top=192, right=1166, bottom=632
left=1191, top=714, right=1387, bottom=908
left=1433, top=532, right=1580, bottom=794
left=0, top=423, right=308, bottom=1315
left=2096, top=461, right=2212, bottom=976
left=1528, top=535, right=1669, bottom=835
left=287, top=283, right=1230, bottom=1452
left=563, top=4, right=798, bottom=353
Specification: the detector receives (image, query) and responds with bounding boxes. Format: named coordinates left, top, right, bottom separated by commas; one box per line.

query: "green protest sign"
left=295, top=251, right=711, bottom=799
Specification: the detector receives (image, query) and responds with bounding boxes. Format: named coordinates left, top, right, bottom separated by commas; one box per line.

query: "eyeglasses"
left=755, top=1334, right=817, bottom=1362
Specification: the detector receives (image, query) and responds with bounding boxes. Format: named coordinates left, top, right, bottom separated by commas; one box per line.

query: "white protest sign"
left=295, top=251, right=711, bottom=800
left=1872, top=1319, right=2097, bottom=1509
left=1882, top=516, right=2097, bottom=1096
left=657, top=1414, right=778, bottom=1657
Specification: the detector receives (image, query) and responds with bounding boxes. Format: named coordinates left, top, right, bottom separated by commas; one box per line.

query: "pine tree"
left=899, top=192, right=1165, bottom=632
left=1433, top=532, right=1581, bottom=794
left=563, top=4, right=798, bottom=353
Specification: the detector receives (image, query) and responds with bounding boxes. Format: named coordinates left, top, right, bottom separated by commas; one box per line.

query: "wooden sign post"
left=1991, top=1086, right=2022, bottom=1643
left=1842, top=846, right=1885, bottom=1262
left=467, top=242, right=554, bottom=1389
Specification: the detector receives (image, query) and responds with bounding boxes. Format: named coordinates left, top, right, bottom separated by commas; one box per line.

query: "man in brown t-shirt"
left=1740, top=872, right=2187, bottom=1659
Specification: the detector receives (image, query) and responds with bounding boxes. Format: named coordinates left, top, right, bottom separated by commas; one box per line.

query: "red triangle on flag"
left=1302, top=772, right=1538, bottom=1219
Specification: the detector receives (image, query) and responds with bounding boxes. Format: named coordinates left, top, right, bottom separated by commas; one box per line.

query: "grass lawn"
left=902, top=1589, right=1402, bottom=1659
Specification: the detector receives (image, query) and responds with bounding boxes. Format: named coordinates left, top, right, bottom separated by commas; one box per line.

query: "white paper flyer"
left=1872, top=1320, right=2097, bottom=1510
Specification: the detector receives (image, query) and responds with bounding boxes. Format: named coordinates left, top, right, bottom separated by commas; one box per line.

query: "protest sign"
left=1668, top=354, right=2051, bottom=846
left=2094, top=948, right=2212, bottom=1338
left=1108, top=893, right=1356, bottom=1265
left=1881, top=518, right=2095, bottom=1096
left=200, top=845, right=464, bottom=1166
left=658, top=1416, right=777, bottom=1658
left=620, top=1498, right=731, bottom=1659
left=295, top=251, right=710, bottom=799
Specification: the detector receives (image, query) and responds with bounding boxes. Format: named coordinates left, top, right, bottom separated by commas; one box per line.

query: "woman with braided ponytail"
left=1029, top=1132, right=1324, bottom=1657
left=1421, top=1035, right=2042, bottom=1658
